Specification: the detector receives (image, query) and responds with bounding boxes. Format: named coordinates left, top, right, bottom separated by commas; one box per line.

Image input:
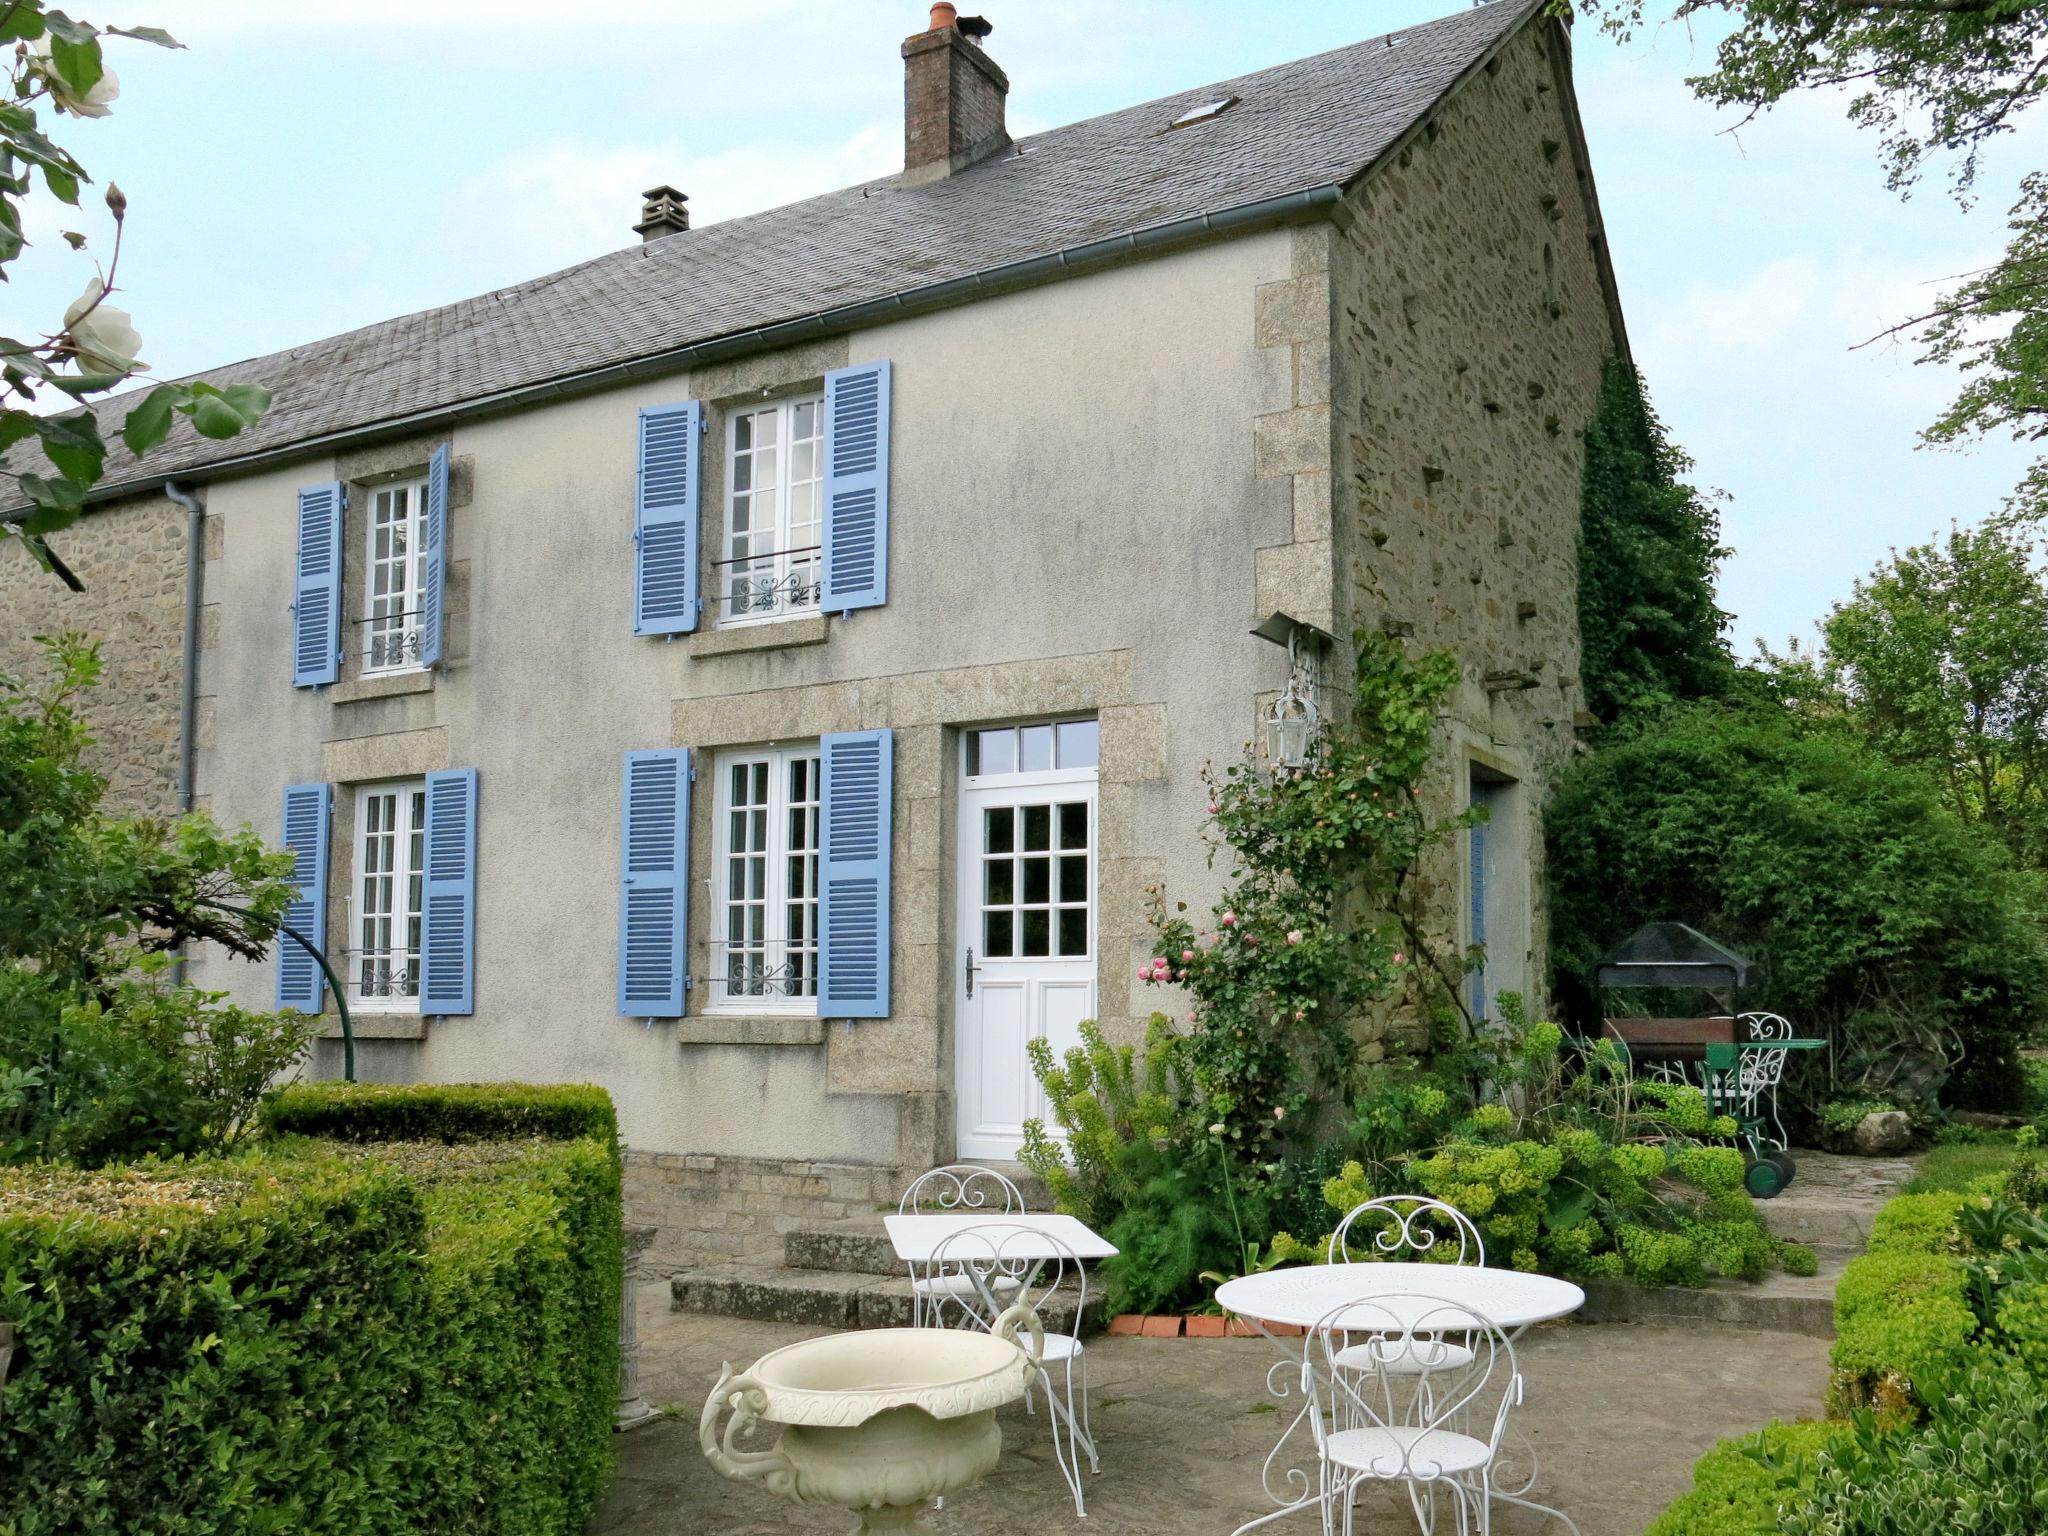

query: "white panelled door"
left=954, top=726, right=1098, bottom=1162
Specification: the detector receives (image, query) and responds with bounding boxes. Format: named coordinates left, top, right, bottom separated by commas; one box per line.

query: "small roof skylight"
left=1167, top=94, right=1238, bottom=130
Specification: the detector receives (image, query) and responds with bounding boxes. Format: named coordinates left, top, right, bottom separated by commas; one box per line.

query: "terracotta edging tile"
left=1107, top=1313, right=1144, bottom=1336
left=1184, top=1315, right=1226, bottom=1338
left=1138, top=1314, right=1184, bottom=1338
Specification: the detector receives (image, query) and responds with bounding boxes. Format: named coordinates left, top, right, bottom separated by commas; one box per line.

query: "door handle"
left=964, top=947, right=979, bottom=998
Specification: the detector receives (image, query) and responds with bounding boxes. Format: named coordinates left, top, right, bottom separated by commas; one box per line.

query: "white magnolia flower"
left=63, top=279, right=144, bottom=375
left=33, top=42, right=120, bottom=118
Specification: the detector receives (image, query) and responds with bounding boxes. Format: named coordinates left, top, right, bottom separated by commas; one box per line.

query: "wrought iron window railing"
left=338, top=947, right=419, bottom=1007
left=354, top=609, right=425, bottom=672
left=714, top=546, right=822, bottom=622
left=710, top=938, right=819, bottom=1003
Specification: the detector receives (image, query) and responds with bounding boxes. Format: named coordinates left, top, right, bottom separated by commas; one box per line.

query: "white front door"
left=954, top=747, right=1098, bottom=1162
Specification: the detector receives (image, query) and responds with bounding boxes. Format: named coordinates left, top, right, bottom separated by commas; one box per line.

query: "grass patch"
left=1906, top=1140, right=2021, bottom=1193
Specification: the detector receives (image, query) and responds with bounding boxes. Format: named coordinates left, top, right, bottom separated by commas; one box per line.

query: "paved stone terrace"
left=599, top=1282, right=1827, bottom=1536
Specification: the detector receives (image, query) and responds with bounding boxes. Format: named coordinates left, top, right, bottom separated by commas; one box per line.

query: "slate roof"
left=79, top=0, right=1539, bottom=494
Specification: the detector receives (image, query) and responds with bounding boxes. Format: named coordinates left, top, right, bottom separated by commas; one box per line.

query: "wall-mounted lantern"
left=1251, top=612, right=1332, bottom=770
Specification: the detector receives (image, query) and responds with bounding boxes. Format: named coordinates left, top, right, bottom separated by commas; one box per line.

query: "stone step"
left=1578, top=1254, right=1845, bottom=1339
left=672, top=1260, right=1104, bottom=1333
left=785, top=1216, right=902, bottom=1276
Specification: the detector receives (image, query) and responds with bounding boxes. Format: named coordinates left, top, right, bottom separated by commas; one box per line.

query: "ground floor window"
left=712, top=745, right=821, bottom=1011
left=352, top=779, right=426, bottom=1009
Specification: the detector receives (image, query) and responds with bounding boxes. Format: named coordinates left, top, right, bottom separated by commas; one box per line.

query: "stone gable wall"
left=0, top=495, right=189, bottom=818
left=1327, top=18, right=1619, bottom=1031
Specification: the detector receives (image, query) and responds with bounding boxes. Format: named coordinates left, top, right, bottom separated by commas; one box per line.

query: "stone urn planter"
left=700, top=1307, right=1041, bottom=1532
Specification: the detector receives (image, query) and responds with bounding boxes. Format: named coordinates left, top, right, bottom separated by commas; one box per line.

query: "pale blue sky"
left=18, top=0, right=2043, bottom=651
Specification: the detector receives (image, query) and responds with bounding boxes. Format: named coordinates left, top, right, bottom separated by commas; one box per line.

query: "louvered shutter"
left=420, top=768, right=478, bottom=1015
left=821, top=361, right=891, bottom=614
left=618, top=748, right=691, bottom=1016
left=818, top=729, right=892, bottom=1018
left=634, top=401, right=701, bottom=635
left=276, top=781, right=331, bottom=1011
left=419, top=443, right=449, bottom=668
left=1469, top=819, right=1488, bottom=1020
left=292, top=482, right=344, bottom=686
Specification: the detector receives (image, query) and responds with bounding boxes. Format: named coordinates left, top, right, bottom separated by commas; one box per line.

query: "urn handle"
left=699, top=1365, right=797, bottom=1496
left=991, top=1301, right=1047, bottom=1365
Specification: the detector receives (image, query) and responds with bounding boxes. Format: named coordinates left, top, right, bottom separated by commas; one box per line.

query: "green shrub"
left=1828, top=1250, right=1978, bottom=1421
left=261, top=1080, right=618, bottom=1144
left=1642, top=1420, right=1834, bottom=1536
left=1870, top=1191, right=1971, bottom=1254
left=1782, top=1356, right=2048, bottom=1536
left=0, top=1086, right=623, bottom=1536
left=1546, top=701, right=2048, bottom=1111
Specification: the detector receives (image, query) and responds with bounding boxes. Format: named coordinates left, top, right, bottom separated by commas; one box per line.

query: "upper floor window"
left=719, top=394, right=823, bottom=626
left=363, top=478, right=429, bottom=673
left=351, top=778, right=426, bottom=1011
left=712, top=745, right=821, bottom=1012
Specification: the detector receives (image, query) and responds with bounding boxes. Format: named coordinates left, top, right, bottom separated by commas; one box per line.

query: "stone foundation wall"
left=625, top=1148, right=901, bottom=1275
left=0, top=494, right=190, bottom=817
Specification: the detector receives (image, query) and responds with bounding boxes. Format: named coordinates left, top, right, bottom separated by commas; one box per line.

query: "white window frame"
left=709, top=743, right=822, bottom=1014
left=718, top=393, right=824, bottom=628
left=349, top=778, right=427, bottom=1013
left=361, top=476, right=430, bottom=675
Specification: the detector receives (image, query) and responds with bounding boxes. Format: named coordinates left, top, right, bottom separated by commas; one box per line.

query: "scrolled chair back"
left=1327, top=1195, right=1486, bottom=1267
left=925, top=1221, right=1084, bottom=1348
left=899, top=1163, right=1026, bottom=1217
left=1308, top=1292, right=1519, bottom=1476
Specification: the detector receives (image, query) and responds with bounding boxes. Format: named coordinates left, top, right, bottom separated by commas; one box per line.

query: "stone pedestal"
left=616, top=1225, right=661, bottom=1432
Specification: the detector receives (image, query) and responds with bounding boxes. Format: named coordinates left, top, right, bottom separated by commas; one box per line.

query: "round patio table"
left=1214, top=1263, right=1585, bottom=1536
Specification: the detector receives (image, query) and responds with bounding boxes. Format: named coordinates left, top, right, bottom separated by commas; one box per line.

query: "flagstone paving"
left=597, top=1281, right=1828, bottom=1536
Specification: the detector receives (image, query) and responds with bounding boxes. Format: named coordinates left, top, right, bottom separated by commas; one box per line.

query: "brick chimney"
left=901, top=5, right=1009, bottom=186
left=634, top=186, right=689, bottom=242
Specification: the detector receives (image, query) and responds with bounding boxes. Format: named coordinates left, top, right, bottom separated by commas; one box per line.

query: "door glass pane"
left=1022, top=856, right=1050, bottom=905
left=1056, top=719, right=1099, bottom=769
left=1021, top=909, right=1050, bottom=956
left=1058, top=908, right=1088, bottom=957
left=983, top=807, right=1014, bottom=855
left=984, top=858, right=1014, bottom=905
left=984, top=910, right=1014, bottom=958
left=1019, top=723, right=1054, bottom=773
left=1022, top=804, right=1050, bottom=852
left=1057, top=802, right=1088, bottom=850
left=1058, top=855, right=1087, bottom=903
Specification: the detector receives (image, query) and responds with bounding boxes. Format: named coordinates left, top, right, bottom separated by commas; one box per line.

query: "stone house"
left=0, top=0, right=1627, bottom=1270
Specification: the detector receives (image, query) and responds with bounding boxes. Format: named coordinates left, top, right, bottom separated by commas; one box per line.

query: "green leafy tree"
left=1565, top=1, right=2048, bottom=523
left=0, top=5, right=269, bottom=587
left=1767, top=523, right=2048, bottom=864
left=0, top=635, right=309, bottom=1163
left=1577, top=356, right=1733, bottom=720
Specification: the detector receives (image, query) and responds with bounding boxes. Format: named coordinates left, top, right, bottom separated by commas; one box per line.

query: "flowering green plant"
left=1139, top=631, right=1469, bottom=1156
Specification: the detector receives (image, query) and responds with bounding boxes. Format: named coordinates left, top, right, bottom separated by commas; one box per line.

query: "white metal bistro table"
left=883, top=1211, right=1120, bottom=1264
left=1214, top=1263, right=1585, bottom=1536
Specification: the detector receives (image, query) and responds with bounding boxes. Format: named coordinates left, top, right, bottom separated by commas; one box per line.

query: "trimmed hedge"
left=1827, top=1190, right=1976, bottom=1419
left=261, top=1080, right=618, bottom=1144
left=0, top=1083, right=623, bottom=1536
left=1642, top=1420, right=1833, bottom=1536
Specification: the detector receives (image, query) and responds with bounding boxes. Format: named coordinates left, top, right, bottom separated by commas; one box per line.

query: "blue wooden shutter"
left=821, top=360, right=890, bottom=614
left=1469, top=819, right=1488, bottom=1020
left=276, top=781, right=331, bottom=1011
left=618, top=748, right=691, bottom=1017
left=292, top=482, right=343, bottom=686
left=634, top=401, right=701, bottom=635
left=819, top=729, right=892, bottom=1018
left=419, top=443, right=449, bottom=668
left=420, top=768, right=478, bottom=1015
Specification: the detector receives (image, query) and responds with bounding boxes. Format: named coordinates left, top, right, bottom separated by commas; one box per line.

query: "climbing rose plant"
left=1140, top=631, right=1470, bottom=1157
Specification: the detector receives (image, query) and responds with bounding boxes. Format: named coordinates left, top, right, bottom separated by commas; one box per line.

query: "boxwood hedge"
left=0, top=1082, right=623, bottom=1536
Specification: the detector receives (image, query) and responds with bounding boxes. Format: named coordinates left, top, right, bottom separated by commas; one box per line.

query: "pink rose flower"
left=1393, top=952, right=1407, bottom=965
left=1285, top=929, right=1303, bottom=946
left=1220, top=912, right=1236, bottom=927
left=1207, top=802, right=1220, bottom=815
left=1137, top=966, right=1152, bottom=983
left=1181, top=949, right=1195, bottom=963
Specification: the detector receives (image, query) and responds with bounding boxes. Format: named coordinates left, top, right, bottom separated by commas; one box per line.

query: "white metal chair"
left=929, top=1221, right=1097, bottom=1518
left=1306, top=1294, right=1522, bottom=1536
left=1731, top=1011, right=1796, bottom=1152
left=899, top=1164, right=1026, bottom=1327
left=1326, top=1197, right=1487, bottom=1389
